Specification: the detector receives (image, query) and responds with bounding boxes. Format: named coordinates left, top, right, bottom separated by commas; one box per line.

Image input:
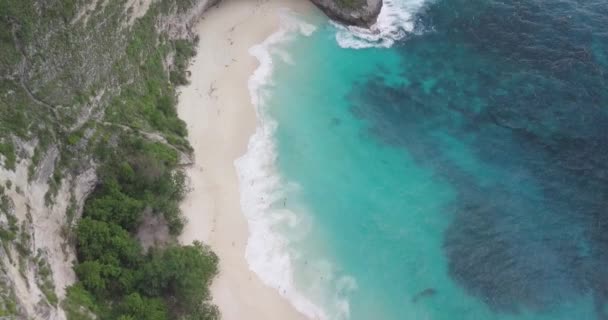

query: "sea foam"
left=334, top=0, right=430, bottom=49
left=236, top=10, right=328, bottom=320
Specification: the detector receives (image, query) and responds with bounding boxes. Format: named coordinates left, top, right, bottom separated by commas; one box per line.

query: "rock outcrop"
left=310, top=0, right=383, bottom=27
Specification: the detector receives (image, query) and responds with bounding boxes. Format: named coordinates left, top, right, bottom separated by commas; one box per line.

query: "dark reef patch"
left=349, top=0, right=608, bottom=317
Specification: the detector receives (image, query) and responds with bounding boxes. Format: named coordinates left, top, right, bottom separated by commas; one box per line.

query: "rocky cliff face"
left=0, top=0, right=216, bottom=318
left=0, top=0, right=378, bottom=318
left=310, top=0, right=383, bottom=27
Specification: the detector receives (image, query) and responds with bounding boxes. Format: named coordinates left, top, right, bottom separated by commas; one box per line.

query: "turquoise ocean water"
left=237, top=1, right=608, bottom=319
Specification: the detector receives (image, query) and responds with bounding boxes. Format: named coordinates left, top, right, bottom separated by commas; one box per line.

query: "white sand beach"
left=177, top=0, right=313, bottom=319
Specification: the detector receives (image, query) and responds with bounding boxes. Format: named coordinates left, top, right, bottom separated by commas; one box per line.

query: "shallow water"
left=242, top=1, right=608, bottom=319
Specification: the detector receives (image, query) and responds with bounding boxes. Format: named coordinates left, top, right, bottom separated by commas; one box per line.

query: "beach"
left=177, top=0, right=312, bottom=319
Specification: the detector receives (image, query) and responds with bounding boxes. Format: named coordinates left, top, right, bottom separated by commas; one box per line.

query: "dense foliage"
left=69, top=138, right=219, bottom=320
left=0, top=0, right=218, bottom=319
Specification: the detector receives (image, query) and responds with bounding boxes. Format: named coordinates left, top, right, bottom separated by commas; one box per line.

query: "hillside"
left=0, top=0, right=381, bottom=319
left=0, top=0, right=221, bottom=318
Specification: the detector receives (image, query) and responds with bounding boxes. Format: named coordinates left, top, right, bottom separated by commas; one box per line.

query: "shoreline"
left=177, top=0, right=313, bottom=319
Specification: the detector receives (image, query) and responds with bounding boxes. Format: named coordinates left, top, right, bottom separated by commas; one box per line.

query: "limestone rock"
left=310, top=0, right=383, bottom=27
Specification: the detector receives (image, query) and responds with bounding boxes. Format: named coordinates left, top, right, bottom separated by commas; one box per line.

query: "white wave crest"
left=237, top=10, right=328, bottom=320
left=334, top=0, right=430, bottom=49
left=239, top=10, right=362, bottom=320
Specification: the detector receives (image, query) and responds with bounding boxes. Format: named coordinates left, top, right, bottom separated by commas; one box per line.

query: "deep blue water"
left=361, top=1, right=608, bottom=316
left=249, top=1, right=608, bottom=319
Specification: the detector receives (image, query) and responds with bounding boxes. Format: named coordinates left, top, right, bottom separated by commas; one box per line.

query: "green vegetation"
left=63, top=284, right=98, bottom=320
left=67, top=1, right=219, bottom=318
left=0, top=186, right=18, bottom=242
left=71, top=134, right=219, bottom=319
left=0, top=187, right=19, bottom=317
left=0, top=285, right=18, bottom=318
left=35, top=251, right=58, bottom=306
left=1, top=0, right=219, bottom=318
left=171, top=40, right=197, bottom=86
left=0, top=141, right=16, bottom=171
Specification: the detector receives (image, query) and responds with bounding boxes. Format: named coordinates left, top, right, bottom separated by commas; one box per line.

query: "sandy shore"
left=177, top=0, right=312, bottom=319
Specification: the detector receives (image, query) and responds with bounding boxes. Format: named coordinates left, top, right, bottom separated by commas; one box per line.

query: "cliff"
left=0, top=0, right=378, bottom=318
left=0, top=0, right=217, bottom=318
left=311, top=0, right=383, bottom=27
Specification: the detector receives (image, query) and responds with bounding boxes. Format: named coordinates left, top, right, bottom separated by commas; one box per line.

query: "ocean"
left=237, top=0, right=608, bottom=319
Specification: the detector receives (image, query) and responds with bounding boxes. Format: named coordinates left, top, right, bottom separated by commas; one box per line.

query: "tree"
left=74, top=261, right=107, bottom=296
left=85, top=179, right=144, bottom=231
left=118, top=293, right=168, bottom=320
left=62, top=284, right=98, bottom=320
left=76, top=218, right=142, bottom=268
left=137, top=242, right=218, bottom=317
